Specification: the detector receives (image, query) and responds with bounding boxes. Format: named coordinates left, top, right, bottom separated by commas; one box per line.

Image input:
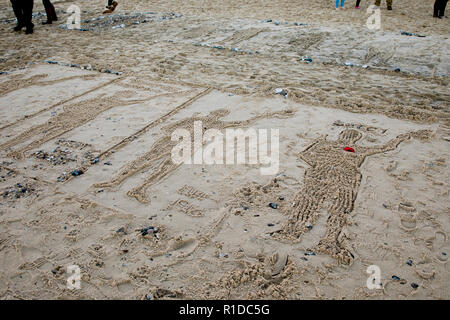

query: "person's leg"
left=356, top=0, right=361, bottom=7
left=42, top=0, right=57, bottom=24
left=440, top=0, right=448, bottom=17
left=10, top=0, right=24, bottom=30
left=47, top=0, right=57, bottom=21
left=434, top=0, right=439, bottom=17
left=23, top=0, right=34, bottom=34
left=341, top=0, right=346, bottom=7
left=316, top=188, right=356, bottom=265
left=335, top=0, right=340, bottom=8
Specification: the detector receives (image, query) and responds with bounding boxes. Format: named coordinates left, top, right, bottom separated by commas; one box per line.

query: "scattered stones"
left=71, top=169, right=84, bottom=176
left=116, top=227, right=126, bottom=234
left=2, top=183, right=35, bottom=200
left=301, top=56, right=312, bottom=64
left=411, top=283, right=419, bottom=289
left=268, top=202, right=278, bottom=209
left=392, top=275, right=401, bottom=281
left=44, top=59, right=122, bottom=76
left=139, top=226, right=158, bottom=237
left=267, top=223, right=275, bottom=227
left=194, top=42, right=256, bottom=55
left=407, top=259, right=413, bottom=266
left=34, top=148, right=76, bottom=165
left=305, top=251, right=316, bottom=256
left=274, top=88, right=288, bottom=98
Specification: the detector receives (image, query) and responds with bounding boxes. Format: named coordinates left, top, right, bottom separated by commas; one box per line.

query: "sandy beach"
left=0, top=0, right=448, bottom=300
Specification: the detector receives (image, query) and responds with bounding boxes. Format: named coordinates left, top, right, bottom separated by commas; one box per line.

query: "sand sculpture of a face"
left=338, top=129, right=363, bottom=145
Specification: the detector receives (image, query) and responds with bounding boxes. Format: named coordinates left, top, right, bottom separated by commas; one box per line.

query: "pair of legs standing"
left=335, top=0, right=346, bottom=9
left=10, top=0, right=34, bottom=34
left=10, top=0, right=58, bottom=34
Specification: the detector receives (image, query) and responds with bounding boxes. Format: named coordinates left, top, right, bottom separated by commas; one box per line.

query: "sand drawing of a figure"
left=94, top=108, right=294, bottom=203
left=274, top=129, right=411, bottom=264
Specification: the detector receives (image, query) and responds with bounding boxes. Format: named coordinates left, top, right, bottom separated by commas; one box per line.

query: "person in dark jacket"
left=10, top=0, right=34, bottom=34
left=42, top=0, right=57, bottom=25
left=434, top=0, right=448, bottom=18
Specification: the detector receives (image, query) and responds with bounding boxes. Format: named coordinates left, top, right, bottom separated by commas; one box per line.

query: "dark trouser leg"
left=434, top=0, right=441, bottom=16
left=42, top=0, right=57, bottom=23
left=440, top=0, right=448, bottom=16
left=356, top=0, right=361, bottom=6
left=22, top=0, right=34, bottom=30
left=10, top=0, right=24, bottom=28
left=108, top=0, right=114, bottom=6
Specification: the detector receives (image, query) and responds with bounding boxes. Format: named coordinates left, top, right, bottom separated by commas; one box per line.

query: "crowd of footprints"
left=0, top=68, right=446, bottom=299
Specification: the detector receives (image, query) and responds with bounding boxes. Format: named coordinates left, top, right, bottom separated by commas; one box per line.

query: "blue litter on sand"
left=400, top=30, right=426, bottom=38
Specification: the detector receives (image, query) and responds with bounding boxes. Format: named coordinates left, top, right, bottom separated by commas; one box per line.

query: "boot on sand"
left=25, top=24, right=34, bottom=34
left=13, top=24, right=23, bottom=31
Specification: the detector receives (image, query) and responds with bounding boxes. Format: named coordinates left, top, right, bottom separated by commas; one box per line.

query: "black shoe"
left=42, top=20, right=52, bottom=25
left=25, top=28, right=33, bottom=34
left=13, top=24, right=23, bottom=31
left=387, top=6, right=392, bottom=10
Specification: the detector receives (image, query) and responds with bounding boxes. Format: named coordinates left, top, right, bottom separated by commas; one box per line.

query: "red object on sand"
left=344, top=147, right=355, bottom=153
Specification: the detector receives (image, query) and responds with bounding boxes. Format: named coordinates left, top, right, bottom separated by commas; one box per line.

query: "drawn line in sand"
left=58, top=88, right=212, bottom=185
left=93, top=107, right=295, bottom=204
left=0, top=77, right=122, bottom=132
left=1, top=89, right=193, bottom=160
left=0, top=73, right=99, bottom=98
